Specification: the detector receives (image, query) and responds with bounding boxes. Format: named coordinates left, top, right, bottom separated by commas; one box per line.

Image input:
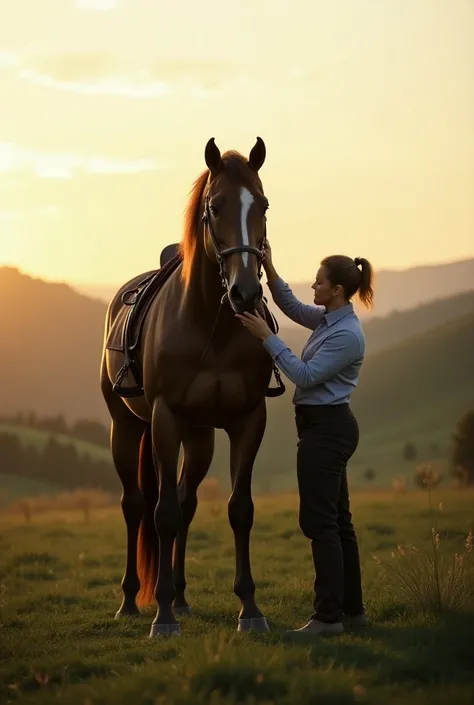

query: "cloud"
left=0, top=51, right=20, bottom=69
left=14, top=52, right=235, bottom=83
left=9, top=52, right=206, bottom=98
left=0, top=206, right=60, bottom=222
left=149, top=58, right=237, bottom=84
left=0, top=143, right=170, bottom=179
left=13, top=53, right=235, bottom=98
left=18, top=68, right=172, bottom=98
left=3, top=50, right=315, bottom=100
left=17, top=66, right=248, bottom=99
left=29, top=51, right=115, bottom=82
left=284, top=67, right=322, bottom=82
left=76, top=0, right=122, bottom=10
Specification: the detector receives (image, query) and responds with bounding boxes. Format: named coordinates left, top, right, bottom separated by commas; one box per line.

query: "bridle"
left=199, top=189, right=285, bottom=398
left=202, top=192, right=266, bottom=291
left=113, top=186, right=285, bottom=400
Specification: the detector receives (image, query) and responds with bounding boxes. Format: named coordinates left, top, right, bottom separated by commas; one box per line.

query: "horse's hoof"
left=149, top=622, right=181, bottom=638
left=174, top=605, right=192, bottom=616
left=237, top=616, right=270, bottom=632
left=114, top=607, right=140, bottom=619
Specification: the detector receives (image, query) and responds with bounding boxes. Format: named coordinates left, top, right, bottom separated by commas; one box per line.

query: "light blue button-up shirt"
left=263, top=278, right=366, bottom=406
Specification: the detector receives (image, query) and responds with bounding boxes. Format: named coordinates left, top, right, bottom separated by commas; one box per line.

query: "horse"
left=100, top=137, right=281, bottom=637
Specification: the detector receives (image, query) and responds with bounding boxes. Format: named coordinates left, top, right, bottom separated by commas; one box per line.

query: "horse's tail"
left=137, top=425, right=159, bottom=607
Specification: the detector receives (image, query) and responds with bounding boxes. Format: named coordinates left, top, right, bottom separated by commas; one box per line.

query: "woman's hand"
left=262, top=240, right=273, bottom=267
left=262, top=239, right=279, bottom=281
left=235, top=311, right=273, bottom=340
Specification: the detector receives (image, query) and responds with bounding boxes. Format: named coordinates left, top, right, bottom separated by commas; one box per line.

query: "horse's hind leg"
left=149, top=398, right=183, bottom=637
left=173, top=426, right=215, bottom=614
left=110, top=409, right=147, bottom=618
left=226, top=401, right=269, bottom=632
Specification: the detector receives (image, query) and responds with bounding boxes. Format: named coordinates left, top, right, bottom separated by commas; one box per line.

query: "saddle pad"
left=106, top=253, right=183, bottom=353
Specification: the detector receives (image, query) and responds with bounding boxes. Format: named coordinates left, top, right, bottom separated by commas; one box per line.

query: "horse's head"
left=202, top=137, right=268, bottom=314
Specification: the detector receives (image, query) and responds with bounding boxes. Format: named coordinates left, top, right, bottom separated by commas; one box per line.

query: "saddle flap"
left=106, top=305, right=130, bottom=353
left=106, top=253, right=183, bottom=353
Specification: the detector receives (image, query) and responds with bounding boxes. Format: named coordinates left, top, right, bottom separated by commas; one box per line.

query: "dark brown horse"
left=101, top=137, right=279, bottom=637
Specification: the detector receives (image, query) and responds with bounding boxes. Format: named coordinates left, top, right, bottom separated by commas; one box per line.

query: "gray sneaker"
left=284, top=619, right=344, bottom=641
left=345, top=613, right=369, bottom=630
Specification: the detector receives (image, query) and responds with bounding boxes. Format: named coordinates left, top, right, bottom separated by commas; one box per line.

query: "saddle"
left=106, top=252, right=285, bottom=399
left=106, top=253, right=182, bottom=397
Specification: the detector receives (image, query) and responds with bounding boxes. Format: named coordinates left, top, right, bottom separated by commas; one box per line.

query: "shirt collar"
left=324, top=302, right=354, bottom=327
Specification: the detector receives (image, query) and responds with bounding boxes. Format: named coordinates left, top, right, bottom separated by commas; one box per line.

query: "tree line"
left=0, top=412, right=109, bottom=447
left=0, top=431, right=119, bottom=493
left=1, top=409, right=473, bottom=491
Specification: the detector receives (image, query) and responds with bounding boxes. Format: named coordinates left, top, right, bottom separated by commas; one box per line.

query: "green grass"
left=1, top=490, right=473, bottom=704
left=0, top=474, right=62, bottom=506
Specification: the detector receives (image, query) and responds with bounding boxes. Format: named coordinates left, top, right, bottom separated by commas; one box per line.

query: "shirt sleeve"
left=262, top=329, right=361, bottom=389
left=266, top=277, right=325, bottom=330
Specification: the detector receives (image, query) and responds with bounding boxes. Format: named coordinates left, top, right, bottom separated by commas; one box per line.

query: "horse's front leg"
left=149, top=398, right=183, bottom=637
left=226, top=400, right=269, bottom=632
left=173, top=426, right=215, bottom=614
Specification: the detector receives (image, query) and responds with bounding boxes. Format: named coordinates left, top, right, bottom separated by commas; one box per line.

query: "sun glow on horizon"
left=1, top=0, right=473, bottom=286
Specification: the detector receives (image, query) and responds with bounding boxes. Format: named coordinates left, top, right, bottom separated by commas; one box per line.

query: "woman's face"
left=311, top=266, right=341, bottom=306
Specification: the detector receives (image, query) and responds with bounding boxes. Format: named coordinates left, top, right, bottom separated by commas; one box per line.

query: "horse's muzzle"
left=228, top=282, right=263, bottom=313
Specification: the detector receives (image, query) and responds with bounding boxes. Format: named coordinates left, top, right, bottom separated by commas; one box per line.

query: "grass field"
left=1, top=489, right=473, bottom=705
left=0, top=474, right=62, bottom=506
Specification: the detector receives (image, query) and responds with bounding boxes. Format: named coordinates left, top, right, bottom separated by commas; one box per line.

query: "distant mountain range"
left=75, top=257, right=474, bottom=325
left=282, top=288, right=474, bottom=358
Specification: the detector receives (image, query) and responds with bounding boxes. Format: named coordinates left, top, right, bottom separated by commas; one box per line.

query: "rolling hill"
left=1, top=266, right=106, bottom=421
left=1, top=266, right=473, bottom=497
left=2, top=264, right=474, bottom=424
left=0, top=423, right=112, bottom=462
left=236, top=309, right=474, bottom=492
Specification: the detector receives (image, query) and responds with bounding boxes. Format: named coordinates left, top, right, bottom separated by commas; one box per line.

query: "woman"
left=236, top=242, right=374, bottom=638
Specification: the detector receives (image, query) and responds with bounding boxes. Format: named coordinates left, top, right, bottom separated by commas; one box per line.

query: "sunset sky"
left=1, top=0, right=473, bottom=287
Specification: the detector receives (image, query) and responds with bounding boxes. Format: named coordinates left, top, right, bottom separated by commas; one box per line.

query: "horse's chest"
left=149, top=335, right=271, bottom=419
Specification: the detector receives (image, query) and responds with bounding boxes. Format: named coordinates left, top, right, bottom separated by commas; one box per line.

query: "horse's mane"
left=179, top=151, right=261, bottom=287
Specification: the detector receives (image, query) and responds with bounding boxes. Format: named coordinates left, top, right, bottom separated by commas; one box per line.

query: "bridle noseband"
left=202, top=193, right=266, bottom=290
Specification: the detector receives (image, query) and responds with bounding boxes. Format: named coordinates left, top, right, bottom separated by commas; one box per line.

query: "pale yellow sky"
left=0, top=0, right=473, bottom=286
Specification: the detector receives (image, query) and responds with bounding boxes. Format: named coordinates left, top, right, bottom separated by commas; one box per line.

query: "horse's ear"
left=248, top=136, right=266, bottom=172
left=205, top=138, right=222, bottom=175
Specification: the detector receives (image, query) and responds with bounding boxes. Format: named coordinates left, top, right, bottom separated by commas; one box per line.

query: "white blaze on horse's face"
left=239, top=187, right=254, bottom=268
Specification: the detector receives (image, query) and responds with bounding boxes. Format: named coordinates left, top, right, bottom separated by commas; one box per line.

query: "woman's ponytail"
left=354, top=257, right=374, bottom=309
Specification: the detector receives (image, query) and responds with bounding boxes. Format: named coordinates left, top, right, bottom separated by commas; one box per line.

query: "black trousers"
left=295, top=403, right=364, bottom=623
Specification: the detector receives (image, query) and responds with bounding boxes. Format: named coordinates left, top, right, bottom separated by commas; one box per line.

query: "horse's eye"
left=209, top=204, right=219, bottom=217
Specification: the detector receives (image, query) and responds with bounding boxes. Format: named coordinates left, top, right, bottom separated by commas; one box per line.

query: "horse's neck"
left=184, top=239, right=225, bottom=324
